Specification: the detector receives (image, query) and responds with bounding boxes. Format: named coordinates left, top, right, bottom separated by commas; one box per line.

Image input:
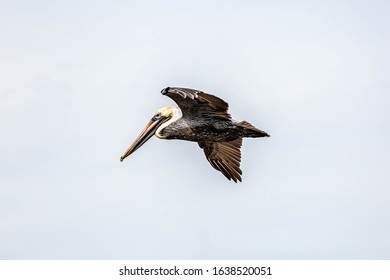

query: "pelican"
left=120, top=87, right=269, bottom=182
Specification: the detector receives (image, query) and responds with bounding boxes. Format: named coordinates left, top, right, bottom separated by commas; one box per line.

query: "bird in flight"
left=120, top=87, right=269, bottom=182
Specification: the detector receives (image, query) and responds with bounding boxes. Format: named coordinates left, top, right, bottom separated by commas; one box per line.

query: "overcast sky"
left=1, top=0, right=390, bottom=259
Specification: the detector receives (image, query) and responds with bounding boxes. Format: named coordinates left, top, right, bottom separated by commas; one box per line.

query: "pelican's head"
left=120, top=106, right=181, bottom=162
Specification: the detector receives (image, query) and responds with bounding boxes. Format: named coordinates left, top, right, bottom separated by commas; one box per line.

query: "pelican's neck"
left=155, top=106, right=182, bottom=138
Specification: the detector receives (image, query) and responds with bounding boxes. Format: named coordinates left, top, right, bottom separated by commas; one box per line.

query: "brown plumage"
left=120, top=87, right=269, bottom=182
left=161, top=87, right=231, bottom=121
left=199, top=139, right=243, bottom=182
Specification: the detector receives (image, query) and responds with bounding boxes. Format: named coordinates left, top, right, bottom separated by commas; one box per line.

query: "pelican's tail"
left=237, top=121, right=270, bottom=138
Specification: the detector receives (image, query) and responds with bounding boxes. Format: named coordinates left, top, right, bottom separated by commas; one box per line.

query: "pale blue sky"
left=1, top=0, right=390, bottom=259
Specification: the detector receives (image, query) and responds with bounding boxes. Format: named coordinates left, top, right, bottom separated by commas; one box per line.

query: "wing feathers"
left=161, top=87, right=231, bottom=121
left=200, top=138, right=243, bottom=182
left=162, top=87, right=245, bottom=182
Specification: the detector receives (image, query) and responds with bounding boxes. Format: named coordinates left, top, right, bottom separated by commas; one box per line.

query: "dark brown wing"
left=161, top=87, right=231, bottom=121
left=199, top=138, right=243, bottom=182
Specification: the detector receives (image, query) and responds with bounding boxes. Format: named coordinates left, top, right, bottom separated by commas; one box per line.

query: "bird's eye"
left=153, top=113, right=161, bottom=121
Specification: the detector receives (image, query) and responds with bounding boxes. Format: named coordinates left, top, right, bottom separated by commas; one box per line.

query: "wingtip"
left=231, top=177, right=242, bottom=183
left=161, top=87, right=170, bottom=94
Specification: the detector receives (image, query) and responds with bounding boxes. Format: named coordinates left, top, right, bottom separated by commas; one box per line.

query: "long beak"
left=120, top=118, right=165, bottom=162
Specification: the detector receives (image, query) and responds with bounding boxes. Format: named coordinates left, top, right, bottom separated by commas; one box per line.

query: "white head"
left=120, top=106, right=182, bottom=161
left=155, top=106, right=182, bottom=138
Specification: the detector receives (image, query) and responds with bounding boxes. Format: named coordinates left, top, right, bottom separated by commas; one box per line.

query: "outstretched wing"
left=161, top=87, right=231, bottom=121
left=199, top=138, right=243, bottom=182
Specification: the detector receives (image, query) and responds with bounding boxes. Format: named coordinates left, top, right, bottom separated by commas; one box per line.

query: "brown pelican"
left=120, top=87, right=269, bottom=182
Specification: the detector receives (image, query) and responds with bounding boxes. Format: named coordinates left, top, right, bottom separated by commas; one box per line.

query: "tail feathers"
left=237, top=121, right=270, bottom=138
